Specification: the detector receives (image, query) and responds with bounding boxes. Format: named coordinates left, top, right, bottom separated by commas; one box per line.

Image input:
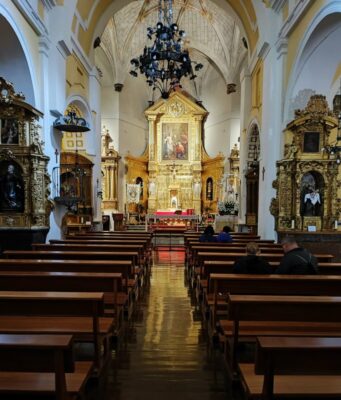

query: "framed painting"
left=162, top=123, right=188, bottom=160
left=0, top=118, right=19, bottom=144
left=303, top=131, right=319, bottom=153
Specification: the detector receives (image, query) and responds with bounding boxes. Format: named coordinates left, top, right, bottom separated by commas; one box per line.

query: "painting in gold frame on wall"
left=0, top=118, right=19, bottom=144
left=162, top=122, right=188, bottom=161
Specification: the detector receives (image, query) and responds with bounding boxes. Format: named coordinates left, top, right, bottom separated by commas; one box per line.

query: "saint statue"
left=0, top=163, right=24, bottom=212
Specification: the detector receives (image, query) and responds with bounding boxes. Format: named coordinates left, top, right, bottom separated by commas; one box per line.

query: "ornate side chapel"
left=271, top=95, right=340, bottom=232
left=0, top=77, right=51, bottom=249
left=125, top=91, right=224, bottom=216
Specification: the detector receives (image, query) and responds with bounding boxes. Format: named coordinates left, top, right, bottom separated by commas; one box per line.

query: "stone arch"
left=284, top=4, right=341, bottom=121
left=0, top=10, right=36, bottom=106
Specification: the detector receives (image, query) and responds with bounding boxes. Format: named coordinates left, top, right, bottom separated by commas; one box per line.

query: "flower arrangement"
left=218, top=201, right=238, bottom=215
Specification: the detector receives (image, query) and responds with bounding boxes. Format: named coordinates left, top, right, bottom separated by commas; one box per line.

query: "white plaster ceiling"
left=100, top=0, right=247, bottom=89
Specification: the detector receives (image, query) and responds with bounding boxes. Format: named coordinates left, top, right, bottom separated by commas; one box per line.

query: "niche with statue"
left=270, top=95, right=340, bottom=231
left=0, top=77, right=51, bottom=249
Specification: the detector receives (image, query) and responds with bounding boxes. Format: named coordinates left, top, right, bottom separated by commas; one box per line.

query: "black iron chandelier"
left=322, top=112, right=341, bottom=164
left=130, top=0, right=203, bottom=99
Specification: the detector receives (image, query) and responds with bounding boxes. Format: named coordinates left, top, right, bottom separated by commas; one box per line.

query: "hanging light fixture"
left=130, top=0, right=203, bottom=99
left=53, top=111, right=90, bottom=133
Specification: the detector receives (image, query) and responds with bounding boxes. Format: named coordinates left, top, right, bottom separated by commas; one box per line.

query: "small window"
left=303, top=132, right=319, bottom=153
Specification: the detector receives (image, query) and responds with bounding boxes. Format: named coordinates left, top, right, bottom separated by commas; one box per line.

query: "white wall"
left=201, top=65, right=240, bottom=158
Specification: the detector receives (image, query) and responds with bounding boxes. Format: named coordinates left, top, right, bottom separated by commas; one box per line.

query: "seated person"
left=217, top=225, right=233, bottom=243
left=199, top=225, right=217, bottom=242
left=233, top=242, right=271, bottom=274
left=275, top=236, right=318, bottom=274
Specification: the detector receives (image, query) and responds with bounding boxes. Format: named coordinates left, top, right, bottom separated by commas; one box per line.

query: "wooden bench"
left=0, top=334, right=92, bottom=400
left=0, top=271, right=124, bottom=333
left=32, top=243, right=147, bottom=267
left=239, top=336, right=341, bottom=399
left=0, top=259, right=137, bottom=321
left=0, top=291, right=111, bottom=372
left=3, top=250, right=139, bottom=265
left=223, top=294, right=341, bottom=376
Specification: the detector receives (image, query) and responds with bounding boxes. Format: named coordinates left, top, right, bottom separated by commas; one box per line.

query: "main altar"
left=125, top=90, right=225, bottom=218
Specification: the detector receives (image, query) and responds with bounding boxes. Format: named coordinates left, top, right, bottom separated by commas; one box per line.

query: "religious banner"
left=126, top=184, right=141, bottom=204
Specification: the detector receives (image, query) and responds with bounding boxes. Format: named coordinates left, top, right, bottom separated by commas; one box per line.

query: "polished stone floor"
left=87, top=248, right=233, bottom=400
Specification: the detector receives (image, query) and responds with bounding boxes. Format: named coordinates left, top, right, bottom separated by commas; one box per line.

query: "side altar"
left=125, top=90, right=224, bottom=218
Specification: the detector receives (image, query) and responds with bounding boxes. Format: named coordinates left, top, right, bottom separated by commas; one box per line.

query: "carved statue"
left=0, top=162, right=24, bottom=211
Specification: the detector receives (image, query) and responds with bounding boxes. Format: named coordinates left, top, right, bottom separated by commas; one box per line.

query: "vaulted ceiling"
left=99, top=0, right=248, bottom=89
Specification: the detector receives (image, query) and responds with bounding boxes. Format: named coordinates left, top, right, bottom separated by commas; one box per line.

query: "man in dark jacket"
left=233, top=242, right=271, bottom=274
left=275, top=236, right=318, bottom=274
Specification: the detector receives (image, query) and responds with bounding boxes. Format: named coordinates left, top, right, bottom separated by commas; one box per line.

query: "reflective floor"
left=87, top=248, right=232, bottom=400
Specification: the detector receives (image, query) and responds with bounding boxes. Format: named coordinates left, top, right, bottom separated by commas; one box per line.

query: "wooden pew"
left=32, top=243, right=146, bottom=267
left=0, top=334, right=92, bottom=400
left=0, top=291, right=110, bottom=372
left=223, top=294, right=341, bottom=376
left=0, top=259, right=137, bottom=321
left=0, top=271, right=124, bottom=334
left=239, top=337, right=341, bottom=399
left=3, top=250, right=139, bottom=265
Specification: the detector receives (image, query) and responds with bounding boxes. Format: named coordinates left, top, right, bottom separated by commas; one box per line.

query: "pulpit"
left=112, top=213, right=124, bottom=231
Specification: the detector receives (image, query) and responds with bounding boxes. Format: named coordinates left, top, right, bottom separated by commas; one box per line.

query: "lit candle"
left=291, top=219, right=295, bottom=229
left=335, top=220, right=338, bottom=230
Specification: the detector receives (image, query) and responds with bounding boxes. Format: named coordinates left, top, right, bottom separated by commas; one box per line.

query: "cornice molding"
left=56, top=39, right=71, bottom=59
left=40, top=0, right=57, bottom=11
left=269, top=0, right=287, bottom=13
left=12, top=0, right=48, bottom=36
left=276, top=37, right=288, bottom=59
left=279, top=0, right=313, bottom=38
left=70, top=34, right=94, bottom=74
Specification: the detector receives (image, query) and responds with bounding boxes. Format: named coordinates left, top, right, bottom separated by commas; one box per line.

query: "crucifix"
left=262, top=166, right=265, bottom=181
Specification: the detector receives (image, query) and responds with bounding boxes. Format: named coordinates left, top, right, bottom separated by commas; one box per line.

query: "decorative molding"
left=12, top=0, right=48, bottom=36
left=70, top=34, right=94, bottom=74
left=279, top=0, right=313, bottom=38
left=38, top=35, right=51, bottom=58
left=227, top=83, right=237, bottom=94
left=258, top=42, right=271, bottom=60
left=276, top=37, right=288, bottom=59
left=268, top=0, right=287, bottom=13
left=56, top=40, right=71, bottom=59
left=40, top=0, right=57, bottom=11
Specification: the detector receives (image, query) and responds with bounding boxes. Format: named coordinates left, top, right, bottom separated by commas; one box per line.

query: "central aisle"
left=100, top=249, right=228, bottom=400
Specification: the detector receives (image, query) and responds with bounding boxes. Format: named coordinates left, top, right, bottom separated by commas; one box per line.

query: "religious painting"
left=303, top=131, right=319, bottom=153
left=162, top=123, right=188, bottom=160
left=0, top=118, right=19, bottom=144
left=0, top=161, right=24, bottom=212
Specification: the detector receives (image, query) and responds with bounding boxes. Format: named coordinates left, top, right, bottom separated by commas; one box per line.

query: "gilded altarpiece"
left=0, top=77, right=51, bottom=249
left=145, top=91, right=209, bottom=214
left=271, top=95, right=340, bottom=231
left=125, top=91, right=225, bottom=215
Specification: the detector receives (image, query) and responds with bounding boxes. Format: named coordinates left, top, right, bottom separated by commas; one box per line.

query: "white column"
left=257, top=39, right=288, bottom=240
left=89, top=67, right=102, bottom=223
left=238, top=66, right=251, bottom=225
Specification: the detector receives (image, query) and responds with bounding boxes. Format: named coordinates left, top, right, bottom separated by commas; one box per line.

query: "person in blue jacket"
left=199, top=225, right=217, bottom=242
left=217, top=225, right=233, bottom=243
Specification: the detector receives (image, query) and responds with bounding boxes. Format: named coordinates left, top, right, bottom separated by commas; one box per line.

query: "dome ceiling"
left=99, top=0, right=247, bottom=89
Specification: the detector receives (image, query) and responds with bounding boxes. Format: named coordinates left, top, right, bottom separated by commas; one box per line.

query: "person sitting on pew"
left=199, top=225, right=217, bottom=242
left=232, top=242, right=271, bottom=274
left=216, top=225, right=233, bottom=243
left=275, top=235, right=318, bottom=274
